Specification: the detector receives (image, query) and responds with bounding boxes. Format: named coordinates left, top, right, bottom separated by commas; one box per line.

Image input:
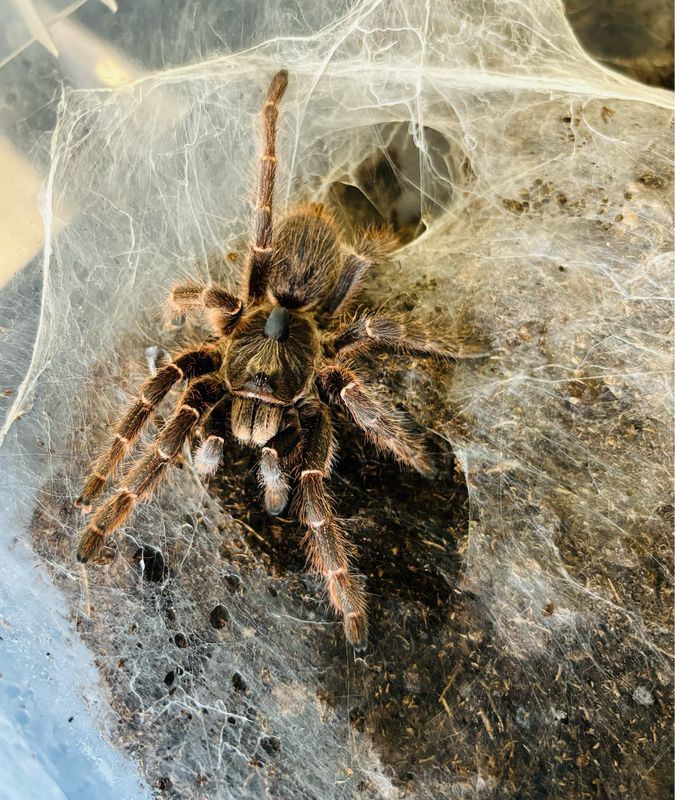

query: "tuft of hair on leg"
left=75, top=487, right=98, bottom=513
left=259, top=447, right=290, bottom=516
left=345, top=609, right=369, bottom=653
left=267, top=68, right=289, bottom=100
left=325, top=567, right=369, bottom=652
left=76, top=525, right=105, bottom=563
left=264, top=479, right=290, bottom=517
left=194, top=435, right=224, bottom=475
left=356, top=224, right=399, bottom=261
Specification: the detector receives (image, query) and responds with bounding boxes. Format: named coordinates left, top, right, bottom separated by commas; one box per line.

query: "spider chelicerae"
left=76, top=69, right=477, bottom=649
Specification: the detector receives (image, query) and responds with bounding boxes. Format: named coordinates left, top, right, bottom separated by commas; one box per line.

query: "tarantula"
left=76, top=69, right=476, bottom=649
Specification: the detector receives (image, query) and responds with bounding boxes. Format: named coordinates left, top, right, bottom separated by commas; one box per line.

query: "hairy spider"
left=76, top=70, right=477, bottom=649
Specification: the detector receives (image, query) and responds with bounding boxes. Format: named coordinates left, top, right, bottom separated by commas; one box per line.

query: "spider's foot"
left=399, top=446, right=436, bottom=480
left=76, top=474, right=106, bottom=510
left=194, top=436, right=224, bottom=476
left=264, top=486, right=289, bottom=517
left=74, top=496, right=92, bottom=514
left=344, top=611, right=368, bottom=653
left=76, top=526, right=106, bottom=563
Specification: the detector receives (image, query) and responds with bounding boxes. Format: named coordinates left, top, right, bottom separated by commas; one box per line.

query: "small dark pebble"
left=259, top=735, right=281, bottom=757
left=224, top=573, right=242, bottom=593
left=210, top=604, right=229, bottom=629
left=133, top=546, right=168, bottom=583
left=232, top=672, right=248, bottom=692
left=638, top=172, right=665, bottom=188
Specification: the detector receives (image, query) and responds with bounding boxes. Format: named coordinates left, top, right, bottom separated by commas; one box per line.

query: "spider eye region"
left=263, top=306, right=290, bottom=342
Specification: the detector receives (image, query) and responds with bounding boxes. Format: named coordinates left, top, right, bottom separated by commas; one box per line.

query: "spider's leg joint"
left=327, top=567, right=347, bottom=579
left=340, top=381, right=357, bottom=399
left=91, top=523, right=104, bottom=534
left=167, top=362, right=184, bottom=379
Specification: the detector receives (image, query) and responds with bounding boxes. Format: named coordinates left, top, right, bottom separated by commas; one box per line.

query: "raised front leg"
left=244, top=69, right=289, bottom=303
left=294, top=401, right=368, bottom=650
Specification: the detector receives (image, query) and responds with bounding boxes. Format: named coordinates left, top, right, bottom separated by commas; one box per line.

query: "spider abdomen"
left=270, top=206, right=341, bottom=308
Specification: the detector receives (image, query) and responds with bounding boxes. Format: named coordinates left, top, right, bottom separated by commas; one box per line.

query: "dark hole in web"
left=133, top=545, right=169, bottom=583
left=327, top=123, right=466, bottom=245
left=563, top=0, right=674, bottom=89
left=209, top=604, right=229, bottom=629
left=258, top=735, right=282, bottom=757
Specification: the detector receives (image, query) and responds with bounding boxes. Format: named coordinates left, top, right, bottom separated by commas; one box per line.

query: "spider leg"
left=321, top=227, right=397, bottom=316
left=169, top=282, right=243, bottom=335
left=76, top=346, right=222, bottom=509
left=294, top=401, right=368, bottom=650
left=318, top=364, right=435, bottom=478
left=330, top=310, right=487, bottom=360
left=193, top=395, right=232, bottom=475
left=244, top=69, right=289, bottom=303
left=258, top=412, right=301, bottom=516
left=77, top=377, right=224, bottom=563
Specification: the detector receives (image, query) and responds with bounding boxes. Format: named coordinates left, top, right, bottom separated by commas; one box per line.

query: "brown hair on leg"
left=294, top=401, right=369, bottom=649
left=318, top=363, right=435, bottom=477
left=77, top=377, right=223, bottom=563
left=77, top=347, right=221, bottom=509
